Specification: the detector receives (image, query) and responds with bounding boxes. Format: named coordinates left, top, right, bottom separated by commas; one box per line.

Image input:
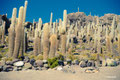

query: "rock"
left=87, top=61, right=92, bottom=67
left=12, top=59, right=20, bottom=63
left=30, top=59, right=35, bottom=66
left=44, top=64, right=49, bottom=68
left=35, top=60, right=43, bottom=67
left=43, top=60, right=48, bottom=64
left=66, top=59, right=72, bottom=65
left=102, top=60, right=107, bottom=67
left=0, top=60, right=5, bottom=66
left=32, top=67, right=39, bottom=70
left=0, top=66, right=3, bottom=72
left=62, top=66, right=75, bottom=74
left=58, top=60, right=64, bottom=66
left=106, top=58, right=117, bottom=66
left=72, top=60, right=79, bottom=65
left=24, top=56, right=30, bottom=63
left=57, top=66, right=63, bottom=71
left=23, top=63, right=32, bottom=70
left=64, top=61, right=67, bottom=66
left=79, top=61, right=87, bottom=68
left=13, top=61, right=24, bottom=67
left=3, top=65, right=13, bottom=72
left=5, top=61, right=13, bottom=66
left=17, top=67, right=22, bottom=71
left=85, top=68, right=99, bottom=73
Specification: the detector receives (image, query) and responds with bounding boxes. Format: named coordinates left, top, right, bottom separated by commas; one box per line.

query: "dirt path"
left=0, top=65, right=120, bottom=80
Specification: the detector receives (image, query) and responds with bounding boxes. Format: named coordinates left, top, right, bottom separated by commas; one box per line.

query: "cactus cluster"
left=0, top=0, right=119, bottom=62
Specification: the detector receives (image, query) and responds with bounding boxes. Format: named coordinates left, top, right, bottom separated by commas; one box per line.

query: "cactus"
left=49, top=34, right=57, bottom=58
left=8, top=8, right=17, bottom=57
left=60, top=28, right=67, bottom=56
left=23, top=0, right=28, bottom=24
left=13, top=6, right=24, bottom=58
left=63, top=10, right=67, bottom=32
left=0, top=27, right=2, bottom=40
left=43, top=23, right=50, bottom=60
left=34, top=28, right=39, bottom=56
left=97, top=26, right=102, bottom=54
left=118, top=23, right=120, bottom=55
left=1, top=21, right=5, bottom=45
left=106, top=27, right=111, bottom=53
left=23, top=0, right=28, bottom=53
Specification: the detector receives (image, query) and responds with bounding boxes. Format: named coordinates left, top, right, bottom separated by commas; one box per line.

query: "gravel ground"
left=0, top=65, right=120, bottom=80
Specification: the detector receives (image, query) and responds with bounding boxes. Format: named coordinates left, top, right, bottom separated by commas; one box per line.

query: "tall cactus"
left=60, top=28, right=67, bottom=56
left=106, top=27, right=111, bottom=53
left=34, top=28, right=39, bottom=56
left=63, top=10, right=67, bottom=32
left=23, top=0, right=28, bottom=53
left=8, top=8, right=17, bottom=57
left=43, top=23, right=50, bottom=60
left=49, top=34, right=57, bottom=58
left=117, top=23, right=120, bottom=55
left=13, top=6, right=24, bottom=58
left=1, top=21, right=5, bottom=45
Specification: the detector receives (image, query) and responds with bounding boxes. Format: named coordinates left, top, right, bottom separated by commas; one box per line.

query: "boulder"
left=58, top=60, right=64, bottom=66
left=5, top=61, right=13, bottom=66
left=57, top=66, right=63, bottom=71
left=72, top=60, right=79, bottom=65
left=13, top=61, right=24, bottom=67
left=0, top=66, right=3, bottom=72
left=106, top=58, right=117, bottom=66
left=66, top=59, right=72, bottom=65
left=0, top=60, right=5, bottom=66
left=24, top=56, right=30, bottom=63
left=3, top=65, right=13, bottom=72
left=23, top=63, right=32, bottom=70
left=43, top=60, right=48, bottom=64
left=102, top=60, right=107, bottom=67
left=79, top=61, right=87, bottom=68
left=85, top=68, right=99, bottom=73
left=35, top=60, right=43, bottom=67
left=12, top=59, right=20, bottom=63
left=44, top=64, right=49, bottom=68
left=87, top=61, right=92, bottom=67
left=30, top=59, right=35, bottom=66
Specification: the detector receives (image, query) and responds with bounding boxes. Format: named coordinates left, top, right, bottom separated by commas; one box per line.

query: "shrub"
left=48, top=57, right=58, bottom=68
left=82, top=46, right=85, bottom=50
left=5, top=57, right=13, bottom=61
left=57, top=54, right=64, bottom=61
left=0, top=54, right=2, bottom=61
left=68, top=54, right=75, bottom=61
left=89, top=53, right=97, bottom=61
left=35, top=54, right=43, bottom=60
left=28, top=55, right=36, bottom=59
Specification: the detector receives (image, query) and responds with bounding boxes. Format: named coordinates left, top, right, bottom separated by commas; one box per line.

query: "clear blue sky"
left=0, top=0, right=120, bottom=23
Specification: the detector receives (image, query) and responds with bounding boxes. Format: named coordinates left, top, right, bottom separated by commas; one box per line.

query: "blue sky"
left=0, top=0, right=120, bottom=23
